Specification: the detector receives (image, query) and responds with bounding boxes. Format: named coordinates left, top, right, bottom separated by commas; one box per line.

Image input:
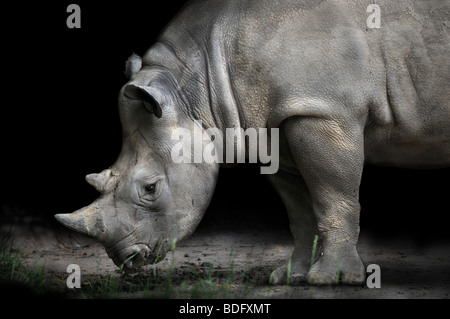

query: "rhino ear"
left=123, top=84, right=163, bottom=118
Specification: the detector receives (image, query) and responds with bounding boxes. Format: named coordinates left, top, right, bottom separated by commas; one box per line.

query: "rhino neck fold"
left=148, top=10, right=243, bottom=134
left=203, top=28, right=243, bottom=133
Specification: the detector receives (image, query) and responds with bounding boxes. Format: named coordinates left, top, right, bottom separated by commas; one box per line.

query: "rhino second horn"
left=85, top=169, right=115, bottom=193
left=54, top=203, right=105, bottom=239
left=86, top=173, right=105, bottom=192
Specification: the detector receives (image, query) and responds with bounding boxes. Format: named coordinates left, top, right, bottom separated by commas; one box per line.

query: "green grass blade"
left=310, top=235, right=319, bottom=270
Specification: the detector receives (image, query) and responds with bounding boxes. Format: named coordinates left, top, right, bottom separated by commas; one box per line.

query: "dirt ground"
left=1, top=206, right=449, bottom=299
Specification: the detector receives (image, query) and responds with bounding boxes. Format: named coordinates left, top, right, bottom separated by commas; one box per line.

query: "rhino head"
left=55, top=63, right=220, bottom=273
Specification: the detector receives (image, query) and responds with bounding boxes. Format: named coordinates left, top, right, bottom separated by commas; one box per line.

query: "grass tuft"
left=0, top=229, right=47, bottom=295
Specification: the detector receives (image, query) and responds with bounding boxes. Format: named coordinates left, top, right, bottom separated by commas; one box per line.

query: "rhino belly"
left=364, top=121, right=450, bottom=169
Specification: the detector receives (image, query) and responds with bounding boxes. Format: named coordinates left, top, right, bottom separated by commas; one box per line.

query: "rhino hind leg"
left=281, top=115, right=366, bottom=285
left=267, top=170, right=321, bottom=285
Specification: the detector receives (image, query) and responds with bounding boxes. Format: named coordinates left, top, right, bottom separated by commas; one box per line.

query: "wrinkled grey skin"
left=56, top=0, right=449, bottom=285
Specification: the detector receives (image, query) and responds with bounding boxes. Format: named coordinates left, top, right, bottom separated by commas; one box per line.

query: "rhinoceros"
left=55, top=0, right=449, bottom=285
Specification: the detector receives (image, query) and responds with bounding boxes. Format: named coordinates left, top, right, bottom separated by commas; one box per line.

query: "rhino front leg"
left=267, top=169, right=320, bottom=284
left=282, top=115, right=366, bottom=285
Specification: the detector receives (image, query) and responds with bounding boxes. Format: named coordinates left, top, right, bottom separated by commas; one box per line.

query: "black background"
left=2, top=1, right=449, bottom=244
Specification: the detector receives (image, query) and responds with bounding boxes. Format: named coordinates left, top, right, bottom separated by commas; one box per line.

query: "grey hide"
left=55, top=0, right=449, bottom=285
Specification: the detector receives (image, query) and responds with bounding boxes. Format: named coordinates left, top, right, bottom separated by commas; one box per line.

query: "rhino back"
left=223, top=0, right=449, bottom=166
left=228, top=0, right=387, bottom=129
left=144, top=0, right=449, bottom=166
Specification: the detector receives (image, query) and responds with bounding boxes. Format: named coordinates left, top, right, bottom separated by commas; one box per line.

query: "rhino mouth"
left=109, top=241, right=167, bottom=273
left=120, top=249, right=147, bottom=272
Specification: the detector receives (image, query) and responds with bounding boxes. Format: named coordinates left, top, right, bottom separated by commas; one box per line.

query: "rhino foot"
left=269, top=262, right=309, bottom=285
left=307, top=254, right=365, bottom=286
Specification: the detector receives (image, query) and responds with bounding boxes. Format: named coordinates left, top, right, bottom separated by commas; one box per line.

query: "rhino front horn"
left=55, top=202, right=105, bottom=239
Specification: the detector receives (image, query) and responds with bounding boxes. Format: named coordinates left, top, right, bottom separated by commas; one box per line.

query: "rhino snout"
left=108, top=242, right=167, bottom=273
left=107, top=244, right=148, bottom=273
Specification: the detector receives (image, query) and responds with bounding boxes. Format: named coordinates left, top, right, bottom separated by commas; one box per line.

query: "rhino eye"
left=144, top=184, right=156, bottom=194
